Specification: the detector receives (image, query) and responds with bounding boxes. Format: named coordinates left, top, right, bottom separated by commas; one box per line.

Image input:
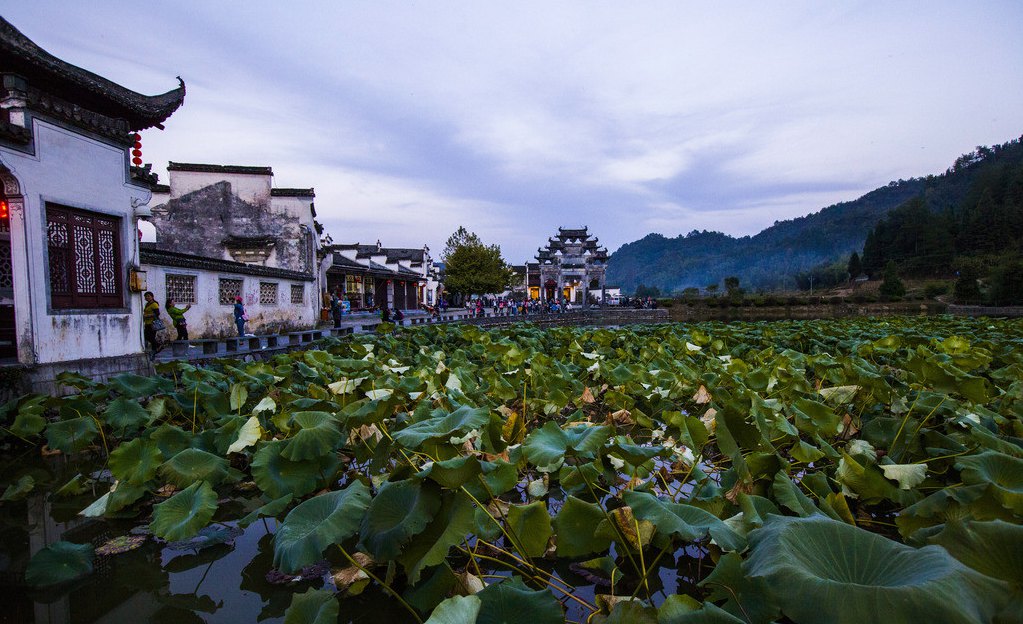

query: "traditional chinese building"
left=140, top=163, right=322, bottom=337
left=324, top=242, right=434, bottom=311
left=535, top=227, right=608, bottom=305
left=0, top=17, right=184, bottom=392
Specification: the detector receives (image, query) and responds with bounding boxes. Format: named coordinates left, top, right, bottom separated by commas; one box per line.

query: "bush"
left=988, top=259, right=1023, bottom=305
left=879, top=261, right=906, bottom=300
left=924, top=282, right=949, bottom=298
left=657, top=298, right=674, bottom=308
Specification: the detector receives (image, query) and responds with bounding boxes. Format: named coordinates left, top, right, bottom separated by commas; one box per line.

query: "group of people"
left=464, top=297, right=570, bottom=317
left=143, top=292, right=249, bottom=359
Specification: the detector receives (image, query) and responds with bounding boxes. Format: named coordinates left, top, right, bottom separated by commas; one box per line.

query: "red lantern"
left=132, top=157, right=143, bottom=165
left=0, top=200, right=8, bottom=220
left=130, top=133, right=142, bottom=166
left=133, top=133, right=142, bottom=141
left=132, top=149, right=142, bottom=157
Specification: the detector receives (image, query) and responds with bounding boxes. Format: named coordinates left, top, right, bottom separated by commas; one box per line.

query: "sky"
left=5, top=2, right=1023, bottom=262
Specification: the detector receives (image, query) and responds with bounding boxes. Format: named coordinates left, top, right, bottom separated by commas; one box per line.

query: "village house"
left=324, top=242, right=436, bottom=312
left=0, top=17, right=185, bottom=393
left=141, top=162, right=322, bottom=338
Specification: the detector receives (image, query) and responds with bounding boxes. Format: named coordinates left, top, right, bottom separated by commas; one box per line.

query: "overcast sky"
left=6, top=2, right=1023, bottom=261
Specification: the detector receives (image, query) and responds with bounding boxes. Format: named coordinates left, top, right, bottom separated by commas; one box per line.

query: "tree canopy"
left=441, top=227, right=514, bottom=297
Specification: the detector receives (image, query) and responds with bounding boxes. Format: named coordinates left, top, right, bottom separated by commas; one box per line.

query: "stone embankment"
left=666, top=302, right=949, bottom=322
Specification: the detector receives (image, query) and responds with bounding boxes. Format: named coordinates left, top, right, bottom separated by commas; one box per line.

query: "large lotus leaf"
left=45, top=416, right=99, bottom=454
left=956, top=451, right=1023, bottom=514
left=771, top=471, right=819, bottom=517
left=506, top=501, right=552, bottom=558
left=553, top=495, right=611, bottom=557
left=398, top=491, right=475, bottom=583
left=226, top=415, right=263, bottom=454
left=463, top=459, right=519, bottom=501
left=699, top=551, right=778, bottom=624
left=10, top=396, right=47, bottom=437
left=1, top=475, right=35, bottom=501
left=24, top=541, right=94, bottom=587
left=929, top=520, right=1023, bottom=584
left=151, top=423, right=194, bottom=458
left=624, top=490, right=745, bottom=551
left=607, top=437, right=667, bottom=468
left=425, top=595, right=481, bottom=624
left=251, top=440, right=338, bottom=499
left=158, top=448, right=230, bottom=488
left=417, top=455, right=483, bottom=489
left=109, top=438, right=163, bottom=485
left=744, top=515, right=1010, bottom=624
left=659, top=601, right=746, bottom=623
left=836, top=452, right=920, bottom=506
left=109, top=372, right=174, bottom=398
left=476, top=576, right=564, bottom=624
left=149, top=481, right=218, bottom=542
left=392, top=405, right=490, bottom=448
left=602, top=601, right=659, bottom=624
left=283, top=587, right=339, bottom=624
left=274, top=481, right=371, bottom=574
left=789, top=398, right=842, bottom=437
left=103, top=397, right=151, bottom=434
left=359, top=478, right=442, bottom=560
left=238, top=493, right=294, bottom=528
left=281, top=411, right=343, bottom=461
left=522, top=421, right=611, bottom=468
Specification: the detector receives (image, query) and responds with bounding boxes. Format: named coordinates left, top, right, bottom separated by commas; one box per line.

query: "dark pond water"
left=0, top=454, right=708, bottom=623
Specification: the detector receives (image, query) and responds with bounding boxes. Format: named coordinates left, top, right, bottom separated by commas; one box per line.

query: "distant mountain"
left=606, top=134, right=1023, bottom=293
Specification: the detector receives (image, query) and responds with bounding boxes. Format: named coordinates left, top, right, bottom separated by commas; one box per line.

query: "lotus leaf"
left=554, top=495, right=612, bottom=557
left=523, top=421, right=611, bottom=468
left=251, top=440, right=338, bottom=499
left=744, top=515, right=1010, bottom=624
left=103, top=397, right=151, bottom=434
left=417, top=455, right=483, bottom=489
left=359, top=478, right=442, bottom=560
left=274, top=482, right=371, bottom=573
left=392, top=405, right=490, bottom=448
left=282, top=588, right=338, bottom=624
left=0, top=474, right=34, bottom=501
left=506, top=501, right=552, bottom=558
left=45, top=416, right=99, bottom=454
left=398, top=491, right=475, bottom=583
left=281, top=411, right=342, bottom=461
left=158, top=448, right=230, bottom=488
left=25, top=540, right=94, bottom=587
left=929, top=519, right=1023, bottom=584
left=956, top=451, right=1023, bottom=514
left=109, top=372, right=174, bottom=398
left=476, top=576, right=564, bottom=624
left=109, top=437, right=163, bottom=485
left=11, top=396, right=46, bottom=437
left=238, top=493, right=294, bottom=528
left=150, top=481, right=218, bottom=541
left=624, top=490, right=745, bottom=551
left=425, top=595, right=481, bottom=624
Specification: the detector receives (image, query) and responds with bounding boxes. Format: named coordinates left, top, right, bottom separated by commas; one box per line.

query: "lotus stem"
left=338, top=545, right=424, bottom=624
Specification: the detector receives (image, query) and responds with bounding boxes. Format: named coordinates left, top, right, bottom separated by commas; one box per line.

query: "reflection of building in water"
left=535, top=227, right=608, bottom=305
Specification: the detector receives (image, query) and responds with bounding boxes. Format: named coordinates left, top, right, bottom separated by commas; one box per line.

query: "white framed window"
left=165, top=274, right=196, bottom=305
left=219, top=278, right=243, bottom=305
left=260, top=281, right=278, bottom=305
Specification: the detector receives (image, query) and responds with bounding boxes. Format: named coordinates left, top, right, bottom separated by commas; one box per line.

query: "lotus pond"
left=1, top=317, right=1022, bottom=624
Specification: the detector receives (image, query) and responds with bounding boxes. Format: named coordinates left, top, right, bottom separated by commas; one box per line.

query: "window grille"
left=260, top=282, right=278, bottom=305
left=46, top=204, right=122, bottom=309
left=219, top=278, right=243, bottom=305
left=165, top=274, right=196, bottom=305
left=291, top=284, right=304, bottom=304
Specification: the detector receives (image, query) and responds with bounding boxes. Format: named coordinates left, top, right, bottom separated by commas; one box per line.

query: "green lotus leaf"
left=790, top=439, right=824, bottom=463
left=359, top=478, right=442, bottom=560
left=624, top=490, right=745, bottom=551
left=553, top=495, right=611, bottom=557
left=238, top=493, right=294, bottom=528
left=1, top=474, right=34, bottom=501
left=398, top=491, right=475, bottom=584
left=109, top=438, right=163, bottom=485
left=476, top=576, right=563, bottom=624
left=603, top=600, right=659, bottom=624
left=109, top=372, right=174, bottom=398
left=522, top=421, right=611, bottom=468
left=45, top=416, right=99, bottom=454
left=281, top=411, right=342, bottom=461
left=158, top=448, right=230, bottom=488
left=103, top=397, right=151, bottom=435
left=151, top=423, right=194, bottom=458
left=929, top=519, right=1023, bottom=584
left=836, top=452, right=920, bottom=506
left=744, top=515, right=1010, bottom=624
left=25, top=541, right=94, bottom=587
left=417, top=455, right=483, bottom=490
left=956, top=451, right=1023, bottom=514
left=392, top=405, right=490, bottom=448
left=771, top=471, right=819, bottom=517
left=11, top=396, right=47, bottom=437
left=283, top=587, right=339, bottom=624
left=274, top=481, right=371, bottom=574
left=149, top=481, right=218, bottom=542
left=607, top=437, right=667, bottom=467
left=699, top=551, right=778, bottom=624
left=659, top=601, right=747, bottom=623
left=789, top=398, right=842, bottom=437
left=252, top=440, right=338, bottom=499
left=506, top=501, right=552, bottom=558
left=53, top=474, right=88, bottom=498
left=425, top=595, right=481, bottom=624
left=463, top=459, right=520, bottom=501
left=663, top=411, right=709, bottom=451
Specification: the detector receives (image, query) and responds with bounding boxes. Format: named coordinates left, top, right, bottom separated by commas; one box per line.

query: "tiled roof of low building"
left=271, top=188, right=315, bottom=197
left=141, top=244, right=313, bottom=281
left=167, top=162, right=272, bottom=175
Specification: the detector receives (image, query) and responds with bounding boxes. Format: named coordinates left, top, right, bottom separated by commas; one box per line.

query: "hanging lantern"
left=0, top=200, right=8, bottom=221
left=131, top=132, right=143, bottom=166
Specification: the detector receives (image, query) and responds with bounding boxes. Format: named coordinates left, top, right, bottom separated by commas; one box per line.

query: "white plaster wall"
left=0, top=119, right=148, bottom=365
left=142, top=265, right=316, bottom=338
left=168, top=169, right=271, bottom=206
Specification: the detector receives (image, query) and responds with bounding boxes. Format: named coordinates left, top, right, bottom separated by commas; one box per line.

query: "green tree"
left=988, top=258, right=1023, bottom=305
left=953, top=264, right=982, bottom=304
left=879, top=260, right=906, bottom=300
left=441, top=227, right=514, bottom=298
left=847, top=252, right=862, bottom=280
left=634, top=284, right=661, bottom=298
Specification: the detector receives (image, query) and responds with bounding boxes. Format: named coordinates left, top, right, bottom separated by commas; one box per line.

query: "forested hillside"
left=607, top=134, right=1023, bottom=293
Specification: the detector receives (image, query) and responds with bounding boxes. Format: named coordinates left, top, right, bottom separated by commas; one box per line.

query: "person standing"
left=166, top=298, right=191, bottom=341
left=330, top=292, right=342, bottom=328
left=234, top=296, right=247, bottom=336
left=143, top=291, right=163, bottom=358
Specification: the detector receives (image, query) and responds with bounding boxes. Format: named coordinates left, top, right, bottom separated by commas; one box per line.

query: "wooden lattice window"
left=291, top=284, right=304, bottom=304
left=165, top=274, right=196, bottom=305
left=46, top=204, right=122, bottom=309
left=260, top=282, right=278, bottom=305
left=219, top=278, right=243, bottom=305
